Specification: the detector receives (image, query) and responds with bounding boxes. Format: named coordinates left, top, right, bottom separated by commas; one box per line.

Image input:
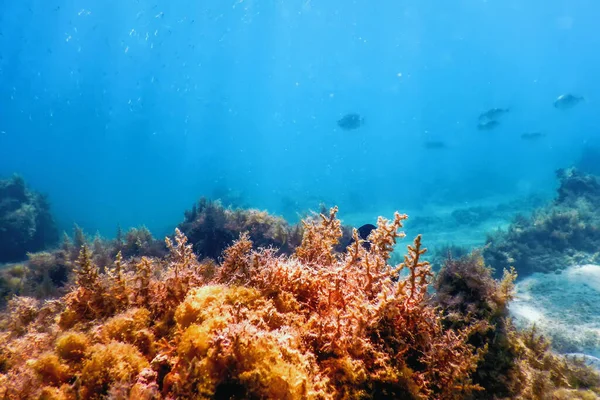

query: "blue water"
left=1, top=0, right=598, bottom=238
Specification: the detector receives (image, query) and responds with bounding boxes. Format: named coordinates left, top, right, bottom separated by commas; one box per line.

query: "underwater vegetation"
left=0, top=223, right=166, bottom=307
left=0, top=207, right=598, bottom=399
left=429, top=244, right=471, bottom=271
left=0, top=198, right=359, bottom=308
left=177, top=198, right=359, bottom=261
left=434, top=252, right=600, bottom=399
left=0, top=175, right=58, bottom=263
left=178, top=198, right=303, bottom=261
left=484, top=168, right=600, bottom=276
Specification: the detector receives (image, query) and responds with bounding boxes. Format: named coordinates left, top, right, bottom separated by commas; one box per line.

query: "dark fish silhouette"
left=424, top=141, right=447, bottom=149
left=478, top=108, right=509, bottom=123
left=337, top=113, right=364, bottom=130
left=349, top=223, right=377, bottom=251
left=521, top=132, right=546, bottom=140
left=477, top=120, right=500, bottom=131
left=554, top=94, right=584, bottom=110
left=358, top=224, right=376, bottom=240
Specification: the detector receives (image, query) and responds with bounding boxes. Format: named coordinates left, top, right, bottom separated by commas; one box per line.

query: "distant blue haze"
left=0, top=0, right=598, bottom=237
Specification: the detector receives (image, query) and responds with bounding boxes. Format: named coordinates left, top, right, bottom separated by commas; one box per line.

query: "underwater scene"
left=1, top=0, right=600, bottom=399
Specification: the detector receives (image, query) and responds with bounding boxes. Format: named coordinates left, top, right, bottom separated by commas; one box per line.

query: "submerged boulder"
left=0, top=175, right=58, bottom=262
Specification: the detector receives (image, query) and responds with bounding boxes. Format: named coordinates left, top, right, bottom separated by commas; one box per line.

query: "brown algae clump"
left=80, top=342, right=149, bottom=398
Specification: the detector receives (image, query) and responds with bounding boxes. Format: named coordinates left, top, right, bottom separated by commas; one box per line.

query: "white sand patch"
left=510, top=264, right=600, bottom=357
left=564, top=264, right=600, bottom=292
left=509, top=302, right=546, bottom=324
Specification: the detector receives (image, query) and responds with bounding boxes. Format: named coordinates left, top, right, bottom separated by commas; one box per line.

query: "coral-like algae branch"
left=0, top=207, right=598, bottom=399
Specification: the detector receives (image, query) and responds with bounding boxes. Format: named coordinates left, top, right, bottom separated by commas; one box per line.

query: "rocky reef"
left=0, top=175, right=58, bottom=263
left=1, top=207, right=597, bottom=399
left=484, top=168, right=600, bottom=277
left=178, top=198, right=354, bottom=260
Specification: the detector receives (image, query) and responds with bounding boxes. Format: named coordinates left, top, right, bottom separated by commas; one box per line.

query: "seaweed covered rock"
left=178, top=198, right=304, bottom=260
left=178, top=198, right=356, bottom=262
left=0, top=251, right=71, bottom=302
left=484, top=168, right=600, bottom=276
left=0, top=175, right=58, bottom=262
left=434, top=252, right=600, bottom=399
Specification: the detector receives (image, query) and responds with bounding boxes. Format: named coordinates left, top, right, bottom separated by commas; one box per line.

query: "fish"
left=477, top=120, right=500, bottom=131
left=554, top=94, right=584, bottom=110
left=478, top=108, right=509, bottom=123
left=424, top=141, right=447, bottom=149
left=358, top=224, right=376, bottom=240
left=349, top=223, right=377, bottom=251
left=337, top=113, right=365, bottom=130
left=521, top=132, right=546, bottom=140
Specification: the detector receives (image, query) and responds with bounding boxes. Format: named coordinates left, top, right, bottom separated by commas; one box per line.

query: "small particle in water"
left=124, top=46, right=129, bottom=53
left=155, top=12, right=164, bottom=18
left=397, top=72, right=402, bottom=77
